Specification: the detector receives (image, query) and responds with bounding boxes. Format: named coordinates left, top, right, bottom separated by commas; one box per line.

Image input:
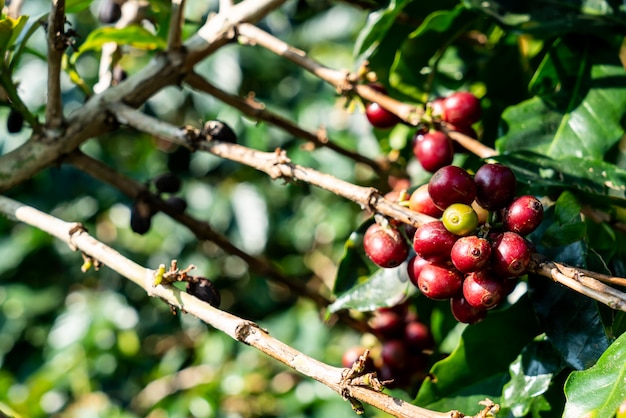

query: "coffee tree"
left=1, top=0, right=626, bottom=417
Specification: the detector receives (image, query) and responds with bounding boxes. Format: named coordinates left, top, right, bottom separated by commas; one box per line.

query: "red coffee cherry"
left=463, top=270, right=506, bottom=310
left=491, top=232, right=532, bottom=278
left=451, top=236, right=492, bottom=273
left=503, top=195, right=544, bottom=236
left=363, top=223, right=409, bottom=268
left=417, top=263, right=463, bottom=300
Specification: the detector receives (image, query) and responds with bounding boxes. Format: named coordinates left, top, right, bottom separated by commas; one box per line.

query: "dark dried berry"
left=98, top=0, right=121, bottom=23
left=165, top=196, right=187, bottom=214
left=7, top=109, right=24, bottom=133
left=130, top=201, right=152, bottom=235
left=186, top=277, right=221, bottom=308
left=154, top=173, right=182, bottom=194
left=202, top=120, right=237, bottom=143
left=112, top=65, right=127, bottom=85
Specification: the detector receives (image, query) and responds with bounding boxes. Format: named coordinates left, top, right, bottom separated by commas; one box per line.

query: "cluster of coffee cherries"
left=130, top=172, right=188, bottom=235
left=363, top=163, right=544, bottom=324
left=364, top=84, right=482, bottom=174
left=342, top=304, right=433, bottom=389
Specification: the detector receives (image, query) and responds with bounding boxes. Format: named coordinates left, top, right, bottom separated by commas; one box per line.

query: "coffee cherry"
left=369, top=309, right=404, bottom=339
left=463, top=270, right=506, bottom=310
left=491, top=232, right=531, bottom=277
left=407, top=254, right=429, bottom=288
left=363, top=223, right=409, bottom=268
left=503, top=195, right=544, bottom=236
left=408, top=184, right=444, bottom=218
left=202, top=120, right=238, bottom=143
left=365, top=102, right=399, bottom=129
left=164, top=196, right=187, bottom=214
left=442, top=203, right=479, bottom=236
left=186, top=277, right=221, bottom=307
left=417, top=263, right=463, bottom=300
left=428, top=165, right=477, bottom=210
left=451, top=236, right=491, bottom=273
left=413, top=130, right=454, bottom=173
left=474, top=163, right=516, bottom=211
left=381, top=339, right=408, bottom=370
left=442, top=92, right=481, bottom=127
left=130, top=199, right=153, bottom=235
left=98, top=0, right=121, bottom=23
left=403, top=321, right=434, bottom=351
left=412, top=221, right=458, bottom=263
left=450, top=294, right=487, bottom=324
left=154, top=173, right=182, bottom=194
left=7, top=109, right=24, bottom=133
left=429, top=97, right=445, bottom=118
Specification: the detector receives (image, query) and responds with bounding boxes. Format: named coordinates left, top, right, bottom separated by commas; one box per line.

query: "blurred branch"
left=7, top=0, right=24, bottom=18
left=185, top=72, right=389, bottom=175
left=0, top=194, right=475, bottom=418
left=107, top=103, right=436, bottom=230
left=0, top=0, right=288, bottom=193
left=107, top=103, right=626, bottom=313
left=45, top=0, right=67, bottom=131
left=167, top=0, right=186, bottom=50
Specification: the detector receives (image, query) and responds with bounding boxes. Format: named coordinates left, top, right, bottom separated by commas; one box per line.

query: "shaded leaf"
left=528, top=274, right=611, bottom=370
left=390, top=6, right=479, bottom=100
left=353, top=0, right=412, bottom=64
left=501, top=339, right=567, bottom=417
left=464, top=0, right=626, bottom=37
left=493, top=152, right=626, bottom=207
left=66, top=0, right=94, bottom=14
left=415, top=296, right=541, bottom=409
left=563, top=331, right=626, bottom=417
left=332, top=219, right=376, bottom=295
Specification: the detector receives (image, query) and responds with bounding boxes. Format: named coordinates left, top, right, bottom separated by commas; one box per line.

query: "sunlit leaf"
left=328, top=260, right=413, bottom=313
left=497, top=39, right=626, bottom=160
left=71, top=26, right=166, bottom=63
left=501, top=339, right=567, bottom=417
left=563, top=331, right=626, bottom=417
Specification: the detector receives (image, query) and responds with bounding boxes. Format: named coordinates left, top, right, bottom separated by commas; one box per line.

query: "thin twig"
left=45, top=0, right=67, bottom=131
left=185, top=72, right=388, bottom=175
left=0, top=194, right=464, bottom=418
left=236, top=23, right=424, bottom=125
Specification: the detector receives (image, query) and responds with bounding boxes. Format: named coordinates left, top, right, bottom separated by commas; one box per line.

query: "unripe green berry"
left=442, top=203, right=478, bottom=236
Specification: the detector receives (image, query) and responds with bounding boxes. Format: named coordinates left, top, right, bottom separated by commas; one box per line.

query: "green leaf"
left=415, top=296, right=541, bottom=410
left=496, top=39, right=626, bottom=160
left=493, top=152, right=626, bottom=207
left=66, top=0, right=94, bottom=14
left=563, top=331, right=626, bottom=417
left=0, top=15, right=28, bottom=56
left=542, top=191, right=586, bottom=247
left=71, top=26, right=166, bottom=63
left=353, top=0, right=412, bottom=64
left=389, top=6, right=479, bottom=100
left=328, top=261, right=412, bottom=313
left=501, top=339, right=567, bottom=417
left=528, top=274, right=611, bottom=370
left=332, top=219, right=376, bottom=295
left=464, top=0, right=626, bottom=37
